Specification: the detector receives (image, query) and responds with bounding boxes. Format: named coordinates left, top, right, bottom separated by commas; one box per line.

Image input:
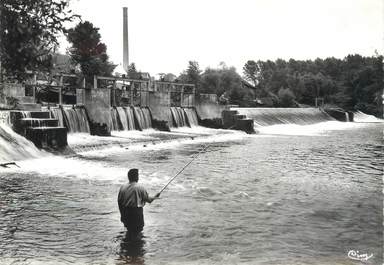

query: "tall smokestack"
left=123, top=7, right=129, bottom=73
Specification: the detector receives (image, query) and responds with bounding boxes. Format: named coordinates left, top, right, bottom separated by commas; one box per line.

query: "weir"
left=110, top=106, right=152, bottom=131
left=231, top=108, right=334, bottom=127
left=183, top=108, right=199, bottom=127
left=50, top=107, right=90, bottom=134
left=4, top=110, right=67, bottom=149
left=170, top=107, right=199, bottom=128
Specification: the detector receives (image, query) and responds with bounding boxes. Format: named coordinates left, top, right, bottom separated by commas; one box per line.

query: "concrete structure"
left=221, top=109, right=255, bottom=134
left=9, top=111, right=67, bottom=149
left=324, top=108, right=353, bottom=122
left=83, top=89, right=111, bottom=135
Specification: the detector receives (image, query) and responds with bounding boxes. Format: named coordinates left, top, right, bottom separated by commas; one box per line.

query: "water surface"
left=0, top=123, right=382, bottom=265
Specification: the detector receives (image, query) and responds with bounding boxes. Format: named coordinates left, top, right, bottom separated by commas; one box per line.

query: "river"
left=0, top=122, right=382, bottom=265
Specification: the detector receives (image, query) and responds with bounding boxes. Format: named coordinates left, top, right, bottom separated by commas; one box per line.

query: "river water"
left=0, top=122, right=382, bottom=265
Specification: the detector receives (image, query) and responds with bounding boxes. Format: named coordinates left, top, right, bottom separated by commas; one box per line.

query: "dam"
left=0, top=75, right=382, bottom=265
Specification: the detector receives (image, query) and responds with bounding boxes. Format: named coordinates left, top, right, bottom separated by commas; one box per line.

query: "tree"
left=178, top=61, right=201, bottom=90
left=243, top=60, right=259, bottom=87
left=127, top=63, right=140, bottom=79
left=0, top=0, right=78, bottom=79
left=67, top=21, right=116, bottom=86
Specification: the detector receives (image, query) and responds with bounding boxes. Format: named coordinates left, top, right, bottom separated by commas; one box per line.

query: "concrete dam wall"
left=231, top=108, right=335, bottom=127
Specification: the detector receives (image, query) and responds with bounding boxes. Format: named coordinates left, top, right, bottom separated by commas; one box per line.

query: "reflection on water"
left=117, top=231, right=146, bottom=265
left=0, top=122, right=382, bottom=265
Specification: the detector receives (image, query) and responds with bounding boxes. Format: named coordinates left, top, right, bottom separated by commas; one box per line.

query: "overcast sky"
left=60, top=0, right=383, bottom=77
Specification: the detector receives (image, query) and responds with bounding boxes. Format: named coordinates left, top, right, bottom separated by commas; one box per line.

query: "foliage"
left=178, top=61, right=201, bottom=89
left=278, top=88, right=296, bottom=107
left=242, top=55, right=383, bottom=115
left=127, top=63, right=140, bottom=79
left=67, top=21, right=116, bottom=86
left=0, top=0, right=78, bottom=78
left=243, top=60, right=259, bottom=87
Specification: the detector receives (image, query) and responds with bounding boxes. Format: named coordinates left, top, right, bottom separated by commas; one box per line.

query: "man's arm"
left=146, top=192, right=160, bottom=203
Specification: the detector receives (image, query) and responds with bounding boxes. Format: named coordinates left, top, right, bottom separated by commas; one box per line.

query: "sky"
left=59, top=0, right=383, bottom=77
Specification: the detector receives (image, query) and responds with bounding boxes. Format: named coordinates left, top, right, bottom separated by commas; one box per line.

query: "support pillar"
left=58, top=75, right=63, bottom=105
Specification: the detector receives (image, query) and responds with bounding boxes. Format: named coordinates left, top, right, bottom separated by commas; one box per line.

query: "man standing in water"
left=118, top=169, right=159, bottom=237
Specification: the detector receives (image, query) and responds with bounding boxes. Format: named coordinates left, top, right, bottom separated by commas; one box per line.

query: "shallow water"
left=0, top=123, right=382, bottom=265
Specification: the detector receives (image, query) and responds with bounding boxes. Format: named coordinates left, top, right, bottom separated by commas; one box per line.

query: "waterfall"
left=124, top=107, right=136, bottom=130
left=345, top=112, right=350, bottom=122
left=116, top=107, right=129, bottom=130
left=50, top=108, right=65, bottom=127
left=231, top=108, right=334, bottom=127
left=141, top=108, right=152, bottom=129
left=170, top=107, right=188, bottom=127
left=133, top=107, right=152, bottom=130
left=110, top=108, right=120, bottom=131
left=0, top=122, right=45, bottom=162
left=62, top=107, right=90, bottom=133
left=115, top=107, right=137, bottom=131
left=183, top=108, right=199, bottom=126
left=110, top=107, right=152, bottom=131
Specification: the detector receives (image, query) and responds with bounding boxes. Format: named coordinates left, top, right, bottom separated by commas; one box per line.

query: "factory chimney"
left=123, top=7, right=129, bottom=73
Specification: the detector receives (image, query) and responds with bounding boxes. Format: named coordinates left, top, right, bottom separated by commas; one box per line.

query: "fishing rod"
left=157, top=143, right=210, bottom=195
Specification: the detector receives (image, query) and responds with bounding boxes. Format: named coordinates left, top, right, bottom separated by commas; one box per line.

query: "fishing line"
left=158, top=143, right=211, bottom=195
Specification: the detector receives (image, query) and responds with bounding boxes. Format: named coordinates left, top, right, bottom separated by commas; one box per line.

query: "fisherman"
left=118, top=169, right=159, bottom=237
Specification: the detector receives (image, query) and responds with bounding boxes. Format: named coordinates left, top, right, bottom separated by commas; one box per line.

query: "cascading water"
left=353, top=110, right=383, bottom=123
left=116, top=107, right=129, bottom=130
left=0, top=122, right=45, bottom=162
left=345, top=112, right=350, bottom=122
left=133, top=107, right=152, bottom=130
left=170, top=107, right=188, bottom=127
left=115, top=107, right=136, bottom=131
left=232, top=108, right=335, bottom=127
left=110, top=108, right=120, bottom=131
left=183, top=108, right=199, bottom=126
left=124, top=107, right=136, bottom=130
left=50, top=108, right=65, bottom=127
left=141, top=108, right=152, bottom=129
left=110, top=107, right=152, bottom=131
left=62, top=107, right=90, bottom=133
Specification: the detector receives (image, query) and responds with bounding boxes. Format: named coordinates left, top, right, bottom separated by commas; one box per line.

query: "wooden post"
left=59, top=75, right=63, bottom=105
left=33, top=74, right=37, bottom=102
left=192, top=86, right=195, bottom=107
left=113, top=79, right=116, bottom=107
left=93, top=76, right=97, bottom=89
left=180, top=85, right=184, bottom=107
left=130, top=82, right=134, bottom=106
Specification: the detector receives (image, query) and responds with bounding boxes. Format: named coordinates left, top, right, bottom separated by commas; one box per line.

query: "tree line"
left=177, top=55, right=383, bottom=116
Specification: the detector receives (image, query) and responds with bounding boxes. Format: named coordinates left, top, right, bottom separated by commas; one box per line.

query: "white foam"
left=257, top=121, right=372, bottom=136
left=353, top=111, right=384, bottom=123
